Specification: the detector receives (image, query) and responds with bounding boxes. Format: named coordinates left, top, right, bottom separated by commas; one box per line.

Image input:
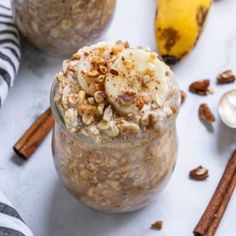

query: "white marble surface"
left=0, top=0, right=236, bottom=235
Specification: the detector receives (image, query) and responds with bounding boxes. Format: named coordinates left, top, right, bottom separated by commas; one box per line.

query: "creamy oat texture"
left=12, top=0, right=115, bottom=55
left=54, top=41, right=180, bottom=140
left=51, top=41, right=180, bottom=212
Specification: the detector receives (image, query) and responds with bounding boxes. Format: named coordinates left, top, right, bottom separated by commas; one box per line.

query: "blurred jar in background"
left=11, top=0, right=116, bottom=56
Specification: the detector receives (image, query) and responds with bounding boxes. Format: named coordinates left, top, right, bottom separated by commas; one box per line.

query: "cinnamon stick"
left=193, top=149, right=236, bottom=236
left=207, top=171, right=236, bottom=236
left=13, top=107, right=54, bottom=160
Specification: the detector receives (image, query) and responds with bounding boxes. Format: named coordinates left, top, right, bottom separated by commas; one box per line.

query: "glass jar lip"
left=50, top=80, right=176, bottom=144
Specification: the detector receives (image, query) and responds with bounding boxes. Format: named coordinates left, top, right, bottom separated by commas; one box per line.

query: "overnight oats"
left=12, top=0, right=116, bottom=55
left=50, top=41, right=180, bottom=213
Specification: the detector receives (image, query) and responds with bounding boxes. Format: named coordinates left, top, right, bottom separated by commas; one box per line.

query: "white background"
left=0, top=0, right=236, bottom=235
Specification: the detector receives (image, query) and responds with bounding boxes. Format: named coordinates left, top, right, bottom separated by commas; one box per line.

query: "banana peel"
left=155, top=0, right=212, bottom=65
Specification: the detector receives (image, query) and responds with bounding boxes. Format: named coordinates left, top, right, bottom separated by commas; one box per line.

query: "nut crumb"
left=199, top=103, right=215, bottom=123
left=151, top=221, right=163, bottom=230
left=189, top=166, right=209, bottom=181
left=110, top=69, right=119, bottom=76
left=87, top=70, right=100, bottom=78
left=189, top=80, right=210, bottom=95
left=217, top=70, right=236, bottom=84
left=118, top=94, right=135, bottom=105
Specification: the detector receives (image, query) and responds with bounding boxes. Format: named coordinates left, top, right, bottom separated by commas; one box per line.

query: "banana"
left=105, top=48, right=172, bottom=115
left=76, top=42, right=125, bottom=95
left=155, top=0, right=212, bottom=65
left=75, top=42, right=175, bottom=116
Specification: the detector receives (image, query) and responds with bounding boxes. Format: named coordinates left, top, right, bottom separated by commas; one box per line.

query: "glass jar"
left=11, top=0, right=116, bottom=56
left=50, top=83, right=178, bottom=213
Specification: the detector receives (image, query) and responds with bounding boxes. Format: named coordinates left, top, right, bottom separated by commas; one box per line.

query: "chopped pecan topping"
left=92, top=56, right=106, bottom=66
left=136, top=95, right=146, bottom=109
left=165, top=71, right=170, bottom=76
left=98, top=65, right=108, bottom=75
left=78, top=91, right=86, bottom=105
left=199, top=103, right=215, bottom=123
left=180, top=90, right=186, bottom=104
left=82, top=113, right=94, bottom=126
left=217, top=70, right=236, bottom=84
left=189, top=79, right=210, bottom=95
left=93, top=83, right=103, bottom=92
left=189, top=166, right=209, bottom=181
left=110, top=69, right=119, bottom=76
left=95, top=75, right=106, bottom=83
left=87, top=70, right=100, bottom=77
left=118, top=122, right=140, bottom=136
left=79, top=104, right=97, bottom=114
left=111, top=47, right=122, bottom=56
left=84, top=52, right=89, bottom=57
left=151, top=221, right=163, bottom=230
left=88, top=97, right=96, bottom=105
left=118, top=94, right=135, bottom=105
left=94, top=91, right=106, bottom=103
left=97, top=103, right=105, bottom=115
left=71, top=53, right=80, bottom=61
left=124, top=41, right=130, bottom=48
left=103, top=105, right=113, bottom=122
left=115, top=40, right=130, bottom=49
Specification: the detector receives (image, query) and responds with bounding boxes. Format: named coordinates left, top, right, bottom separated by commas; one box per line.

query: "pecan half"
left=180, top=90, right=186, bottom=104
left=189, top=166, right=209, bottom=180
left=199, top=103, right=215, bottom=123
left=151, top=221, right=163, bottom=230
left=189, top=79, right=210, bottom=95
left=217, top=70, right=236, bottom=84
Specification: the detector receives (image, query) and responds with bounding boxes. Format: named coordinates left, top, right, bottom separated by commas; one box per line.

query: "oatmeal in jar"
left=11, top=0, right=116, bottom=55
left=50, top=41, right=180, bottom=212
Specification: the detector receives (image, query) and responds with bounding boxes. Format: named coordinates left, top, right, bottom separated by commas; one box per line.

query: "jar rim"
left=50, top=80, right=177, bottom=144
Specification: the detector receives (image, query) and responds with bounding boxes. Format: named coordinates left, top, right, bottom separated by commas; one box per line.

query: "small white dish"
left=218, top=89, right=236, bottom=128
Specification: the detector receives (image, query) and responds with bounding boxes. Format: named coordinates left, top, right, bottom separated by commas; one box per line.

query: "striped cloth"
left=0, top=192, right=33, bottom=236
left=0, top=1, right=21, bottom=108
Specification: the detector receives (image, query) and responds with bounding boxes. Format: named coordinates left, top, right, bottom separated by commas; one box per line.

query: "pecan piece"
left=151, top=221, right=163, bottom=230
left=79, top=104, right=97, bottom=114
left=86, top=70, right=100, bottom=78
left=136, top=95, right=147, bottom=109
left=189, top=166, right=209, bottom=181
left=115, top=40, right=130, bottom=48
left=199, top=103, right=215, bottom=123
left=93, top=83, right=103, bottom=92
left=110, top=69, right=119, bottom=76
left=71, top=53, right=80, bottom=61
left=118, top=94, right=135, bottom=105
left=94, top=91, right=106, bottom=103
left=189, top=79, right=210, bottom=95
left=217, top=70, right=236, bottom=84
left=98, top=65, right=107, bottom=75
left=92, top=56, right=106, bottom=66
left=180, top=90, right=186, bottom=104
